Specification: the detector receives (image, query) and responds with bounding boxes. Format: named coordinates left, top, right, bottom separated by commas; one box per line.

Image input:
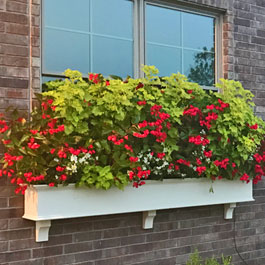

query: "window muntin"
left=42, top=0, right=220, bottom=86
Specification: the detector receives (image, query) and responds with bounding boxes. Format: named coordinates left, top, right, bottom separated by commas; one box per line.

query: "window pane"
left=145, top=4, right=215, bottom=86
left=92, top=0, right=133, bottom=39
left=44, top=0, right=90, bottom=32
left=92, top=36, right=133, bottom=77
left=146, top=44, right=181, bottom=77
left=43, top=28, right=90, bottom=75
left=146, top=4, right=181, bottom=46
left=183, top=13, right=214, bottom=51
left=43, top=0, right=133, bottom=78
left=184, top=49, right=215, bottom=86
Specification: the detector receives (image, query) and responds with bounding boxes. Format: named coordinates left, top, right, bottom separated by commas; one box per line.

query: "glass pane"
left=146, top=4, right=181, bottom=46
left=183, top=12, right=214, bottom=51
left=146, top=43, right=182, bottom=77
left=184, top=49, right=215, bottom=86
left=44, top=0, right=90, bottom=32
left=92, top=36, right=133, bottom=77
left=92, top=0, right=133, bottom=39
left=43, top=28, right=90, bottom=75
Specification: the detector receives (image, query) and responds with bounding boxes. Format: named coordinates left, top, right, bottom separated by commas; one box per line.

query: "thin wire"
left=233, top=207, right=250, bottom=265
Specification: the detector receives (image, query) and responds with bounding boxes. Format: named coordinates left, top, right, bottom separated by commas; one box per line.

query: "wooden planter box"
left=23, top=179, right=254, bottom=242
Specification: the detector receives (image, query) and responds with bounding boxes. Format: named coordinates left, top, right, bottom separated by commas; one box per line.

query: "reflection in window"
left=146, top=4, right=215, bottom=86
left=186, top=47, right=215, bottom=87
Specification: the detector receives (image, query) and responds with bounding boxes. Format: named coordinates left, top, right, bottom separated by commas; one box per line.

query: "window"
left=42, top=0, right=222, bottom=87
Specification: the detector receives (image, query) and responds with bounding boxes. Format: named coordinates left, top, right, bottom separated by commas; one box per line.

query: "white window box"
left=23, top=179, right=253, bottom=242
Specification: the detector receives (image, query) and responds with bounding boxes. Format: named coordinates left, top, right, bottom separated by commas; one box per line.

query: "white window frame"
left=41, top=0, right=223, bottom=87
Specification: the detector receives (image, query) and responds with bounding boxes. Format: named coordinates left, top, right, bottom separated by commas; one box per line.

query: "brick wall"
left=1, top=0, right=265, bottom=264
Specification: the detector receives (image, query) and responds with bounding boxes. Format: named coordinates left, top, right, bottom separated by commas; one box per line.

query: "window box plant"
left=0, top=66, right=264, bottom=241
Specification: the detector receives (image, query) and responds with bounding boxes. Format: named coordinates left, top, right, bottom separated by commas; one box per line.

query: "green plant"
left=186, top=250, right=233, bottom=265
left=1, top=66, right=265, bottom=194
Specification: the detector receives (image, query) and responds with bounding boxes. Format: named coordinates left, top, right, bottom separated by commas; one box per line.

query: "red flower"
left=176, top=159, right=190, bottom=167
left=196, top=158, right=202, bottom=165
left=204, top=150, right=212, bottom=158
left=49, top=183, right=55, bottom=187
left=196, top=166, right=206, bottom=175
left=240, top=173, right=250, bottom=183
left=2, top=140, right=11, bottom=145
left=60, top=174, right=67, bottom=181
left=250, top=124, right=258, bottom=130
left=254, top=153, right=262, bottom=163
left=50, top=148, right=55, bottom=154
left=187, top=90, right=193, bottom=94
left=133, top=130, right=149, bottom=138
left=56, top=166, right=65, bottom=172
left=137, top=101, right=146, bottom=106
left=105, top=80, right=110, bottom=86
left=183, top=105, right=201, bottom=116
left=157, top=153, right=165, bottom=159
left=129, top=157, right=138, bottom=163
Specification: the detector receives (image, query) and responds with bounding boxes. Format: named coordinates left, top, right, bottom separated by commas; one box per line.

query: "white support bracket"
left=224, top=203, right=236, bottom=219
left=142, top=210, right=156, bottom=229
left=35, top=220, right=51, bottom=242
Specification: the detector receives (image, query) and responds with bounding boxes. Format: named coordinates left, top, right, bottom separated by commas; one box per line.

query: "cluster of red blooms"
left=89, top=73, right=99, bottom=84
left=133, top=105, right=170, bottom=143
left=214, top=158, right=230, bottom=169
left=183, top=105, right=201, bottom=116
left=137, top=101, right=146, bottom=106
left=129, top=166, right=151, bottom=188
left=247, top=123, right=258, bottom=130
left=108, top=135, right=125, bottom=145
left=0, top=119, right=9, bottom=134
left=206, top=99, right=229, bottom=112
left=189, top=135, right=210, bottom=146
left=183, top=99, right=230, bottom=130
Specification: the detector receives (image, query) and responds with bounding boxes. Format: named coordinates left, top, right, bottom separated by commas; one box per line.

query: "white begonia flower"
left=70, top=155, right=78, bottom=163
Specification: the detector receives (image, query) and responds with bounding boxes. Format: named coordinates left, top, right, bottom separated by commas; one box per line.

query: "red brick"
left=6, top=23, right=29, bottom=35
left=0, top=242, right=8, bottom=252
left=33, top=246, right=63, bottom=258
left=9, top=238, right=39, bottom=251
left=8, top=228, right=33, bottom=240
left=8, top=196, right=24, bottom=207
left=4, top=250, right=31, bottom=262
left=6, top=1, right=28, bottom=14
left=32, top=47, right=40, bottom=57
left=0, top=208, right=24, bottom=219
left=64, top=241, right=93, bottom=254
left=0, top=0, right=5, bottom=10
left=0, top=220, right=8, bottom=230
left=0, top=11, right=28, bottom=24
left=0, top=77, right=28, bottom=88
left=2, top=55, right=28, bottom=67
left=0, top=33, right=28, bottom=46
left=0, top=66, right=29, bottom=78
left=31, top=4, right=39, bottom=16
left=0, top=22, right=4, bottom=32
left=8, top=218, right=34, bottom=229
left=0, top=198, right=8, bottom=208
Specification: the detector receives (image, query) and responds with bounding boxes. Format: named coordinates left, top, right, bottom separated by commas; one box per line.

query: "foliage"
left=1, top=66, right=265, bottom=194
left=186, top=250, right=233, bottom=265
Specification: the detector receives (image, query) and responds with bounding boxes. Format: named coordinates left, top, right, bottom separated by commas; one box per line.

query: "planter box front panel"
left=23, top=179, right=253, bottom=221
